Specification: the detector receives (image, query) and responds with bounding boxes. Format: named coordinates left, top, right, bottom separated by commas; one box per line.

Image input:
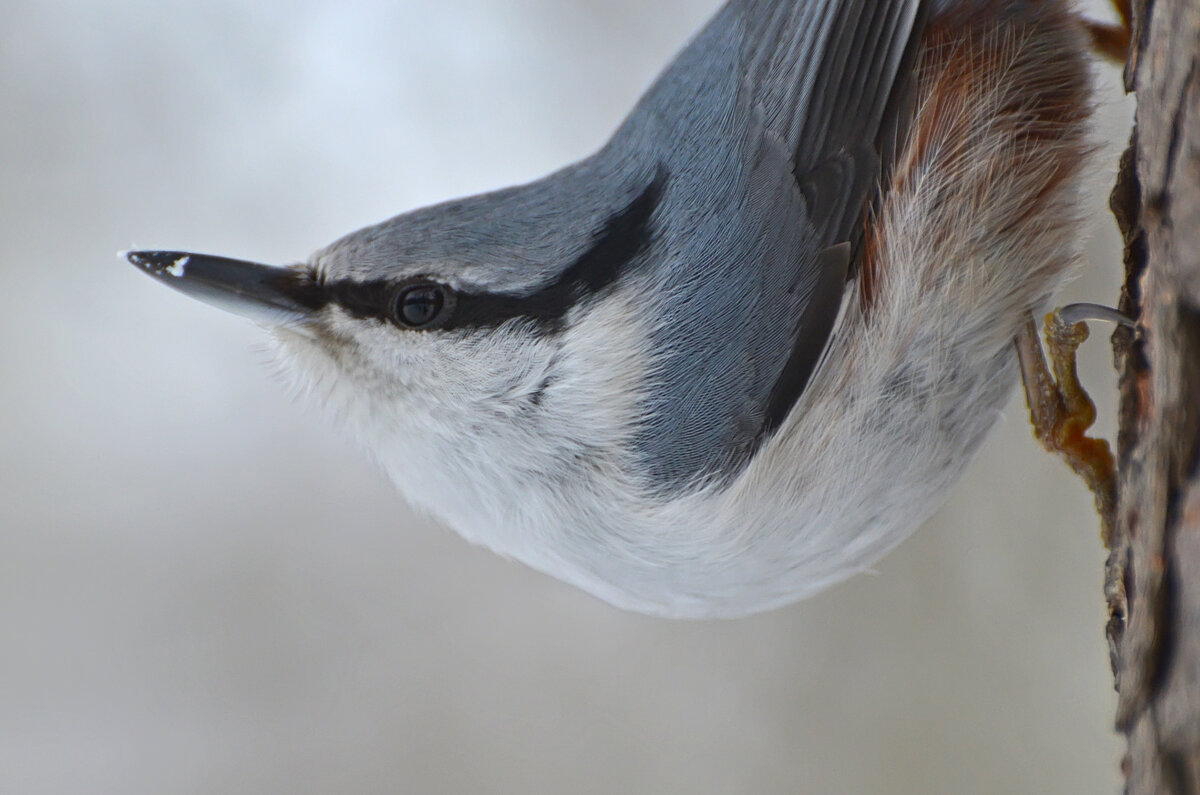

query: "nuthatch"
left=127, top=0, right=1097, bottom=618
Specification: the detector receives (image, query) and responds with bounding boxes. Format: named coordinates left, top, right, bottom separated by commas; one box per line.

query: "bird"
left=127, top=0, right=1094, bottom=618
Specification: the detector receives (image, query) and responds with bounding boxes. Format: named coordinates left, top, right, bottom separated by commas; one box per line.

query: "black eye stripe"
left=323, top=279, right=392, bottom=319
left=447, top=168, right=666, bottom=332
left=318, top=167, right=666, bottom=333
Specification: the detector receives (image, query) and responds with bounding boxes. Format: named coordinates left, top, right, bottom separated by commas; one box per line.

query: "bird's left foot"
left=1084, top=0, right=1132, bottom=64
left=1015, top=305, right=1133, bottom=547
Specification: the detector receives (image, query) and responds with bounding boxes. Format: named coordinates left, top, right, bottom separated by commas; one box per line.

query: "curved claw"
left=1056, top=302, right=1136, bottom=328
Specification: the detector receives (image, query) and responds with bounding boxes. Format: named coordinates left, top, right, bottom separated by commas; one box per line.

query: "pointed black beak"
left=124, top=250, right=322, bottom=326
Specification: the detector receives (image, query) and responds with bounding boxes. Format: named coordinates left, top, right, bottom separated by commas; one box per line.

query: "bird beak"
left=124, top=250, right=320, bottom=327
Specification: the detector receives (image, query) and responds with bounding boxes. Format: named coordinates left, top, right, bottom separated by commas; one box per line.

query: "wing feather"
left=615, top=0, right=929, bottom=489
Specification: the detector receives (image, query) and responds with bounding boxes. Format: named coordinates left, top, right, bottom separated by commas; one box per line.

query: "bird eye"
left=393, top=283, right=450, bottom=329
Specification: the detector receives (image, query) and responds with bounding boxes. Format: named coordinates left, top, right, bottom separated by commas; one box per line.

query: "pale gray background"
left=0, top=1, right=1132, bottom=792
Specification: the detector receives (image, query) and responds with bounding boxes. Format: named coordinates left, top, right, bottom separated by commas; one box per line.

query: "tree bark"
left=1109, top=0, right=1200, bottom=791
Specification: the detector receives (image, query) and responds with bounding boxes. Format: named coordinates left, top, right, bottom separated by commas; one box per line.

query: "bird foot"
left=1083, top=0, right=1132, bottom=64
left=1014, top=305, right=1130, bottom=547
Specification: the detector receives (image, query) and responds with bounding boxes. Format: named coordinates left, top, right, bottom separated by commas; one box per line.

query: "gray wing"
left=744, top=0, right=926, bottom=241
left=616, top=0, right=928, bottom=490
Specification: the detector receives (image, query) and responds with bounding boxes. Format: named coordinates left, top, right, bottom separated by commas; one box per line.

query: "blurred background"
left=0, top=1, right=1133, bottom=792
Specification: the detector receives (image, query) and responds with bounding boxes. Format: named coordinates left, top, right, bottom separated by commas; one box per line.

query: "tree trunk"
left=1108, top=0, right=1200, bottom=791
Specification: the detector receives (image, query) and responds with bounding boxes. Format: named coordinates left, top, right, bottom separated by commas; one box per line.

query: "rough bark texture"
left=1109, top=0, right=1200, bottom=791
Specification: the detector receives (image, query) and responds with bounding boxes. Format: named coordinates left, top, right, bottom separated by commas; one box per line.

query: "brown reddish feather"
left=859, top=1, right=1092, bottom=312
